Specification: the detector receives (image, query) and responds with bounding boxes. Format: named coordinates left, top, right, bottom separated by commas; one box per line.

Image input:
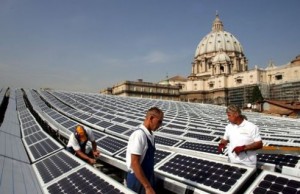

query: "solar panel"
left=86, top=117, right=102, bottom=124
left=93, top=131, right=107, bottom=141
left=155, top=135, right=182, bottom=147
left=27, top=138, right=63, bottom=162
left=112, top=117, right=126, bottom=123
left=98, top=120, right=114, bottom=128
left=107, top=125, right=130, bottom=134
left=257, top=154, right=300, bottom=168
left=96, top=136, right=128, bottom=155
left=77, top=114, right=90, bottom=120
left=159, top=128, right=185, bottom=136
left=60, top=120, right=77, bottom=128
left=154, top=149, right=173, bottom=166
left=124, top=120, right=140, bottom=127
left=184, top=132, right=216, bottom=141
left=156, top=153, right=255, bottom=194
left=179, top=142, right=219, bottom=154
left=45, top=166, right=135, bottom=194
left=25, top=131, right=48, bottom=146
left=244, top=170, right=300, bottom=194
left=34, top=151, right=82, bottom=185
left=23, top=124, right=41, bottom=136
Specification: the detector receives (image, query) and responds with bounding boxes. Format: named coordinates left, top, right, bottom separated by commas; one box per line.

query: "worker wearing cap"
left=66, top=125, right=100, bottom=164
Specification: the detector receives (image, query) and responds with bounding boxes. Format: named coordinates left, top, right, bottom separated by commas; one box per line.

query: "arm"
left=244, top=140, right=263, bottom=151
left=75, top=150, right=96, bottom=164
left=92, top=141, right=100, bottom=157
left=131, top=154, right=155, bottom=194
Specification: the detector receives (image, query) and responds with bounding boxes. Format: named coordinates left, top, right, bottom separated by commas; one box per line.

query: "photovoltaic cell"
left=157, top=154, right=252, bottom=193
left=93, top=131, right=106, bottom=141
left=124, top=120, right=140, bottom=127
left=245, top=170, right=300, bottom=194
left=35, top=151, right=81, bottom=184
left=25, top=131, right=47, bottom=146
left=46, top=167, right=128, bottom=194
left=184, top=133, right=216, bottom=141
left=154, top=149, right=172, bottom=166
left=107, top=125, right=130, bottom=133
left=23, top=125, right=40, bottom=136
left=179, top=142, right=218, bottom=154
left=159, top=129, right=185, bottom=136
left=155, top=136, right=181, bottom=146
left=98, top=120, right=114, bottom=128
left=60, top=120, right=77, bottom=128
left=96, top=136, right=127, bottom=154
left=257, top=154, right=300, bottom=167
left=86, top=117, right=102, bottom=124
left=29, top=138, right=62, bottom=161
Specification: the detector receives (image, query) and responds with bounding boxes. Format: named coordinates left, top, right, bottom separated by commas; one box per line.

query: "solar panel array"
left=19, top=88, right=300, bottom=193
left=13, top=89, right=137, bottom=194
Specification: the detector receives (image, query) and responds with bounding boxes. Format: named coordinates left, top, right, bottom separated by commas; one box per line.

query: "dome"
left=212, top=51, right=231, bottom=63
left=194, top=15, right=244, bottom=57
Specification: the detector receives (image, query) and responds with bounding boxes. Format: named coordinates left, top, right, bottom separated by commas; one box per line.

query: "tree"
left=251, top=85, right=264, bottom=103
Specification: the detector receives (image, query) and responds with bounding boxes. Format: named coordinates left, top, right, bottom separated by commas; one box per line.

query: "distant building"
left=101, top=14, right=300, bottom=107
left=100, top=79, right=180, bottom=101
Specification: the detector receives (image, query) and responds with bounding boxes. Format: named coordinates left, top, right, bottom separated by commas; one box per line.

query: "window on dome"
left=220, top=66, right=224, bottom=73
left=275, top=74, right=282, bottom=80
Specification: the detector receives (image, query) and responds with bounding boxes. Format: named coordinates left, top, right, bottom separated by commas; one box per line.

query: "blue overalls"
left=127, top=130, right=156, bottom=194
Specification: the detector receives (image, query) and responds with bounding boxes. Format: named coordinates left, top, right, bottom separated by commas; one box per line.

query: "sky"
left=0, top=0, right=299, bottom=93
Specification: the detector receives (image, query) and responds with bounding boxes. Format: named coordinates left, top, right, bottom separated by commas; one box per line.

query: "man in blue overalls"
left=66, top=125, right=100, bottom=165
left=126, top=107, right=164, bottom=194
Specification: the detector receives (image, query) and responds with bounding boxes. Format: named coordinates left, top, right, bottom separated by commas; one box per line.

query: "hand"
left=88, top=158, right=96, bottom=165
left=218, top=143, right=226, bottom=154
left=232, top=145, right=246, bottom=155
left=145, top=186, right=156, bottom=194
left=93, top=150, right=100, bottom=158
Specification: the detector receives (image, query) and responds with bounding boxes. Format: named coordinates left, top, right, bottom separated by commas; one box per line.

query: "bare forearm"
left=131, top=161, right=152, bottom=190
left=76, top=150, right=91, bottom=161
left=92, top=141, right=97, bottom=151
left=245, top=141, right=263, bottom=151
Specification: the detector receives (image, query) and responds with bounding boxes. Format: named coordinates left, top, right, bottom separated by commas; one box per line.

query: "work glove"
left=218, top=143, right=226, bottom=154
left=232, top=145, right=246, bottom=155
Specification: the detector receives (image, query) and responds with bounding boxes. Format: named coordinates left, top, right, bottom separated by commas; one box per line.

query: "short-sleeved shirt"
left=223, top=119, right=262, bottom=167
left=126, top=124, right=155, bottom=172
left=66, top=127, right=95, bottom=151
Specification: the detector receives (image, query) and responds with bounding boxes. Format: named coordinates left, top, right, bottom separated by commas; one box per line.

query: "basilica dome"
left=195, top=15, right=244, bottom=57
left=191, top=14, right=248, bottom=77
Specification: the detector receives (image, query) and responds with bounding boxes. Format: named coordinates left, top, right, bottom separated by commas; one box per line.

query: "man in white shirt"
left=218, top=105, right=263, bottom=167
left=67, top=125, right=100, bottom=165
left=126, top=107, right=164, bottom=194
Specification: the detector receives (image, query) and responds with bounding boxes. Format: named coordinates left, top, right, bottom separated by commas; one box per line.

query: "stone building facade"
left=101, top=15, right=300, bottom=108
